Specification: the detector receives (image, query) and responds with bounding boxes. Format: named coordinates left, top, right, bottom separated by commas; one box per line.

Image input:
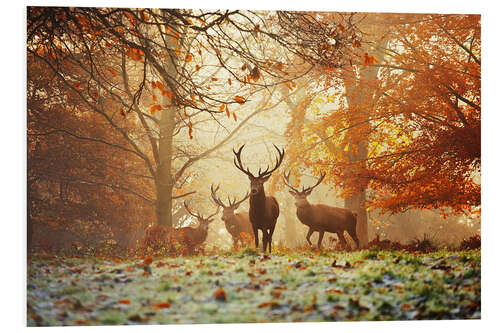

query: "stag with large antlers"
left=171, top=201, right=219, bottom=253
left=283, top=171, right=359, bottom=250
left=211, top=184, right=253, bottom=249
left=233, top=144, right=285, bottom=253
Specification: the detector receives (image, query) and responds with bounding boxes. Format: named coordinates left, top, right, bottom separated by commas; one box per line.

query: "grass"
left=27, top=249, right=481, bottom=326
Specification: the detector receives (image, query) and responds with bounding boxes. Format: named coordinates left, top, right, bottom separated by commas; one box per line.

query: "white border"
left=4, top=0, right=498, bottom=332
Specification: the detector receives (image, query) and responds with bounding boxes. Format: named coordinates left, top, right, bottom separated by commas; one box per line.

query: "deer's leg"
left=253, top=226, right=259, bottom=250
left=337, top=232, right=350, bottom=251
left=317, top=231, right=325, bottom=249
left=261, top=229, right=267, bottom=252
left=306, top=228, right=314, bottom=246
left=347, top=229, right=359, bottom=250
left=268, top=224, right=276, bottom=253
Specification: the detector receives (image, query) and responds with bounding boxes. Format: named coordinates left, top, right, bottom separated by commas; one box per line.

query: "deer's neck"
left=249, top=190, right=266, bottom=218
left=193, top=224, right=208, bottom=243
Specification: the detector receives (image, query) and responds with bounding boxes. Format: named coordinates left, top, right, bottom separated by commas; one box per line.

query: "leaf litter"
left=27, top=249, right=480, bottom=325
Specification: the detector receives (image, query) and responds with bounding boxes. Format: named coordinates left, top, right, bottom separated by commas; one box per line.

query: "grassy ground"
left=27, top=249, right=480, bottom=326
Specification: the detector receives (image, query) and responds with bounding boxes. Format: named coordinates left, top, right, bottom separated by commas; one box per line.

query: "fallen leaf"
left=214, top=287, right=227, bottom=301
left=153, top=302, right=171, bottom=309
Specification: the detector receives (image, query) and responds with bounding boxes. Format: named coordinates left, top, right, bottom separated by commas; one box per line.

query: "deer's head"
left=210, top=184, right=249, bottom=222
left=233, top=144, right=285, bottom=196
left=283, top=171, right=326, bottom=208
left=183, top=201, right=219, bottom=231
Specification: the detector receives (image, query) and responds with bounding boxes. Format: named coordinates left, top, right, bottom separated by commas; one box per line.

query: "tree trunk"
left=156, top=95, right=177, bottom=226
left=345, top=187, right=368, bottom=247
left=343, top=30, right=389, bottom=248
left=154, top=19, right=182, bottom=227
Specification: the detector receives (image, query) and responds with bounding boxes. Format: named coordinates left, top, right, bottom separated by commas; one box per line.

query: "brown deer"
left=283, top=171, right=359, bottom=250
left=210, top=184, right=253, bottom=249
left=171, top=201, right=219, bottom=253
left=233, top=144, right=285, bottom=253
left=142, top=225, right=174, bottom=251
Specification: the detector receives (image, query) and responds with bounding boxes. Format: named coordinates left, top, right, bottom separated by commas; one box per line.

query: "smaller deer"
left=283, top=171, right=359, bottom=250
left=171, top=201, right=219, bottom=253
left=210, top=184, right=253, bottom=249
left=142, top=225, right=174, bottom=251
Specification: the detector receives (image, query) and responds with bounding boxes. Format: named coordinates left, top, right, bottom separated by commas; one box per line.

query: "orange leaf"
left=258, top=301, right=279, bottom=308
left=228, top=78, right=232, bottom=85
left=214, top=287, right=226, bottom=301
left=233, top=112, right=237, bottom=121
left=150, top=105, right=162, bottom=115
left=74, top=83, right=81, bottom=90
left=143, top=256, right=153, bottom=265
left=174, top=48, right=181, bottom=57
left=219, top=104, right=225, bottom=112
left=162, top=90, right=174, bottom=99
left=119, top=299, right=131, bottom=304
left=185, top=53, right=193, bottom=62
left=153, top=302, right=171, bottom=309
left=211, top=77, right=218, bottom=81
left=195, top=64, right=201, bottom=71
left=152, top=95, right=157, bottom=101
left=155, top=81, right=165, bottom=91
left=106, top=68, right=117, bottom=76
left=234, top=96, right=246, bottom=105
left=226, top=105, right=230, bottom=118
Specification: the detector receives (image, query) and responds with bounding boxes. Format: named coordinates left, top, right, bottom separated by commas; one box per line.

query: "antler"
left=184, top=200, right=220, bottom=221
left=304, top=172, right=326, bottom=193
left=284, top=171, right=326, bottom=194
left=211, top=184, right=249, bottom=209
left=283, top=170, right=300, bottom=194
left=210, top=184, right=228, bottom=208
left=184, top=201, right=202, bottom=219
left=233, top=145, right=255, bottom=178
left=228, top=190, right=250, bottom=208
left=258, top=144, right=285, bottom=178
left=233, top=144, right=285, bottom=179
left=206, top=205, right=220, bottom=220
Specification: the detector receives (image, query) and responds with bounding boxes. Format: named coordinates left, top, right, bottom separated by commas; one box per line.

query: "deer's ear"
left=289, top=190, right=296, bottom=196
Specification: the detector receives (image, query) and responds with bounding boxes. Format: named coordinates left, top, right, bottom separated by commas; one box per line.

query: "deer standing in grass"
left=283, top=171, right=359, bottom=250
left=233, top=144, right=285, bottom=253
left=210, top=184, right=253, bottom=249
left=172, top=202, right=219, bottom=253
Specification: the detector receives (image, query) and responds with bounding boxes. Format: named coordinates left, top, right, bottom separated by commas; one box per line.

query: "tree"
left=27, top=7, right=360, bottom=231
left=289, top=13, right=480, bottom=234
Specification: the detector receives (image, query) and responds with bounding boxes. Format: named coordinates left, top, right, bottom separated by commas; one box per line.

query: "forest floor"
left=27, top=248, right=480, bottom=326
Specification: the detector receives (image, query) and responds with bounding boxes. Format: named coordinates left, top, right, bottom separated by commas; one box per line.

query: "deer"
left=233, top=144, right=285, bottom=253
left=283, top=171, right=359, bottom=251
left=170, top=201, right=219, bottom=254
left=142, top=225, right=175, bottom=251
left=210, top=184, right=253, bottom=249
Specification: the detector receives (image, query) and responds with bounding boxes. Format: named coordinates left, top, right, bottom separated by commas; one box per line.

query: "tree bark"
left=343, top=33, right=389, bottom=248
